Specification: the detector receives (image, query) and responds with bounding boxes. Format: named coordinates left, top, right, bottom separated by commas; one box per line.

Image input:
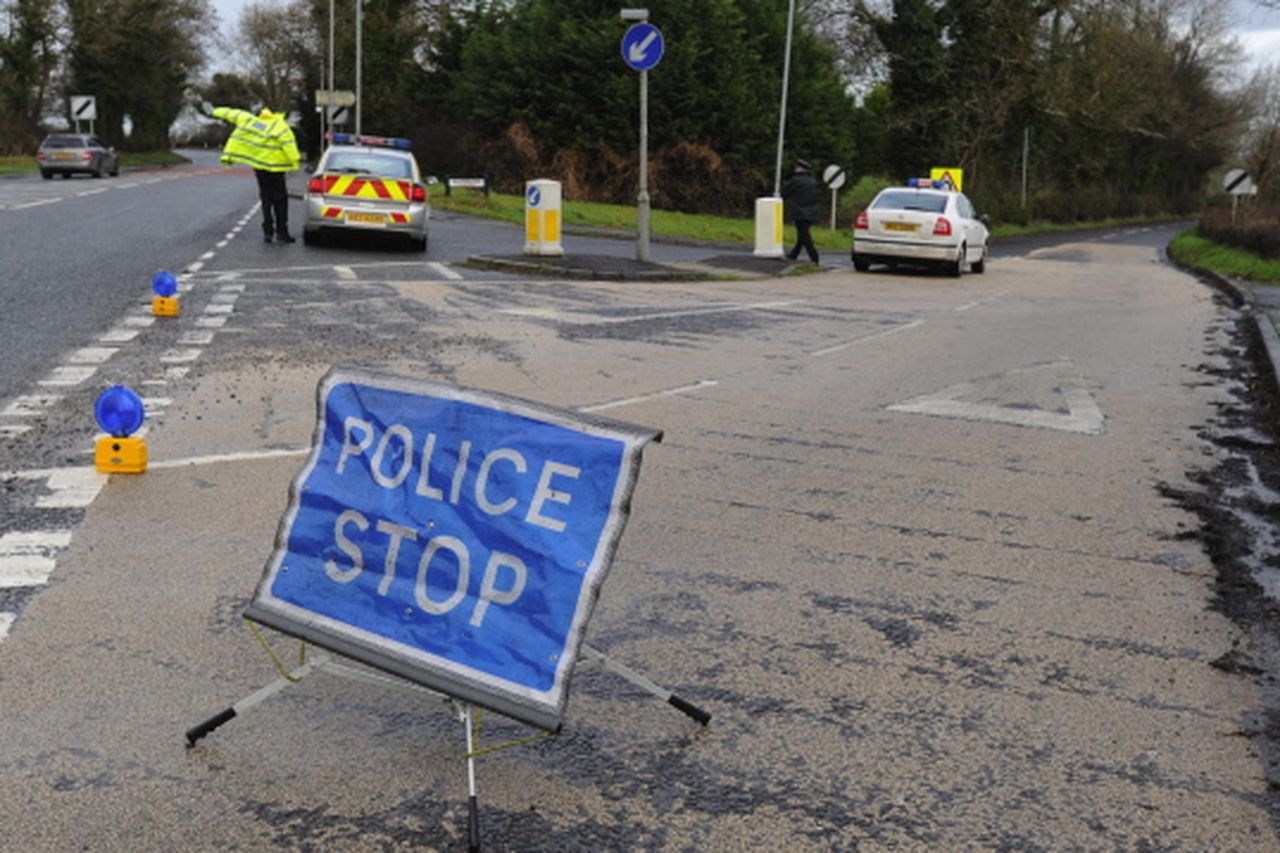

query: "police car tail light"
left=854, top=211, right=869, bottom=230
left=307, top=176, right=324, bottom=193
left=411, top=184, right=427, bottom=203
left=933, top=217, right=953, bottom=237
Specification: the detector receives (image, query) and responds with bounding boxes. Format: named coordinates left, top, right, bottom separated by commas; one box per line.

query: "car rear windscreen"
left=325, top=152, right=412, bottom=179
left=41, top=136, right=88, bottom=149
left=872, top=191, right=947, bottom=213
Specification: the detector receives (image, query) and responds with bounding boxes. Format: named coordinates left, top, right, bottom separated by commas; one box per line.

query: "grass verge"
left=0, top=150, right=190, bottom=175
left=433, top=188, right=1184, bottom=254
left=1168, top=228, right=1280, bottom=285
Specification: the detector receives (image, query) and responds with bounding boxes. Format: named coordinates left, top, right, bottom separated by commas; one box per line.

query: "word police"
left=322, top=416, right=584, bottom=628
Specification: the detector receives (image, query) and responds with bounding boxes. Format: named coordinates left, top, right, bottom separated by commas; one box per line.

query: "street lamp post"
left=355, top=0, right=362, bottom=134
left=772, top=0, right=797, bottom=196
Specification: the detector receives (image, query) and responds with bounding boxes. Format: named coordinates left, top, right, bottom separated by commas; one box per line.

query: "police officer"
left=207, top=104, right=301, bottom=243
left=781, top=159, right=820, bottom=264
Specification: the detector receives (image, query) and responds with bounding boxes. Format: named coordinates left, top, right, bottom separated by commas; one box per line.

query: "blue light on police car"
left=95, top=385, right=146, bottom=438
left=152, top=270, right=177, bottom=298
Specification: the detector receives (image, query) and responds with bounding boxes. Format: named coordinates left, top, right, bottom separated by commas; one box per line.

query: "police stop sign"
left=246, top=369, right=660, bottom=731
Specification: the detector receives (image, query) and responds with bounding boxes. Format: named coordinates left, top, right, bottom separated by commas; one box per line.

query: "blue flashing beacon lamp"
left=152, top=270, right=180, bottom=317
left=94, top=385, right=148, bottom=473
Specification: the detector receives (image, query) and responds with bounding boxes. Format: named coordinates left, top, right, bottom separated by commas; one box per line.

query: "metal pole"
left=772, top=0, right=797, bottom=196
left=327, top=0, right=335, bottom=143
left=637, top=67, right=651, bottom=263
left=1020, top=126, right=1029, bottom=209
left=464, top=704, right=481, bottom=853
left=355, top=0, right=362, bottom=135
left=830, top=189, right=837, bottom=230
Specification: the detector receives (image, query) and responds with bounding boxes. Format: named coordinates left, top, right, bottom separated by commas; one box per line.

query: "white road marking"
left=334, top=266, right=358, bottom=281
left=187, top=261, right=204, bottom=273
left=197, top=316, right=228, bottom=328
left=179, top=331, right=215, bottom=345
left=35, top=468, right=107, bottom=508
left=888, top=360, right=1105, bottom=435
left=200, top=251, right=216, bottom=260
left=0, top=425, right=32, bottom=439
left=124, top=315, right=156, bottom=328
left=580, top=379, right=719, bottom=413
left=99, top=328, right=141, bottom=343
left=0, top=612, right=14, bottom=642
left=68, top=346, right=117, bottom=364
left=810, top=320, right=925, bottom=357
left=38, top=366, right=98, bottom=387
left=165, top=366, right=191, bottom=380
left=2, top=395, right=62, bottom=416
left=160, top=348, right=202, bottom=363
left=218, top=283, right=246, bottom=292
left=955, top=291, right=1009, bottom=312
left=428, top=262, right=463, bottom=281
left=216, top=240, right=229, bottom=249
left=11, top=198, right=61, bottom=210
left=210, top=292, right=239, bottom=303
left=0, top=531, right=73, bottom=588
left=148, top=447, right=310, bottom=470
left=204, top=303, right=234, bottom=314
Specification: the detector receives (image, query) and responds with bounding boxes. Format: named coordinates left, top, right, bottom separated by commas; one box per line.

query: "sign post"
left=621, top=12, right=664, bottom=263
left=822, top=164, right=846, bottom=230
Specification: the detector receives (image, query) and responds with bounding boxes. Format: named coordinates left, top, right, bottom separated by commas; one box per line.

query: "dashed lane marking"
left=428, top=262, right=463, bottom=281
left=335, top=266, right=358, bottom=281
left=809, top=319, right=925, bottom=357
left=579, top=379, right=719, bottom=413
left=38, top=366, right=98, bottom=387
left=2, top=395, right=62, bottom=417
left=0, top=531, right=73, bottom=588
left=0, top=613, right=13, bottom=642
left=67, top=346, right=117, bottom=364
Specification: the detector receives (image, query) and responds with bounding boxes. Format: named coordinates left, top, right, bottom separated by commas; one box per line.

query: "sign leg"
left=185, top=657, right=318, bottom=746
left=464, top=704, right=482, bottom=852
left=579, top=644, right=711, bottom=725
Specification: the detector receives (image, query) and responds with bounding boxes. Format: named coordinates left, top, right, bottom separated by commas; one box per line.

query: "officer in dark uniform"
left=781, top=159, right=820, bottom=264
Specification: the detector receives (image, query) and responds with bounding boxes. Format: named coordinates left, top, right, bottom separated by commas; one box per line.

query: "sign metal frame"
left=245, top=368, right=660, bottom=731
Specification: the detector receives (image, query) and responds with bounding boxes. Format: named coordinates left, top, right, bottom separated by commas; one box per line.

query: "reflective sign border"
left=245, top=367, right=662, bottom=731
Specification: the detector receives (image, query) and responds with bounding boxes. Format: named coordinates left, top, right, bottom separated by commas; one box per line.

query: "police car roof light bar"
left=907, top=178, right=948, bottom=189
left=330, top=132, right=412, bottom=150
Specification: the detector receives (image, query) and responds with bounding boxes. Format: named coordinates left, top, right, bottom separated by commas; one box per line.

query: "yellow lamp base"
left=152, top=295, right=180, bottom=317
left=95, top=436, right=148, bottom=474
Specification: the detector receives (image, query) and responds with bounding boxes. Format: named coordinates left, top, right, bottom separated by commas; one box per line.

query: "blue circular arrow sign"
left=527, top=185, right=541, bottom=207
left=621, top=23, right=664, bottom=72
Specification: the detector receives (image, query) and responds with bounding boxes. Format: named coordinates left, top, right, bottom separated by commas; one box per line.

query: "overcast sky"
left=209, top=0, right=1280, bottom=73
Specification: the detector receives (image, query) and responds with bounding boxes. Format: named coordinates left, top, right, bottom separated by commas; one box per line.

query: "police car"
left=304, top=133, right=429, bottom=250
left=851, top=179, right=989, bottom=276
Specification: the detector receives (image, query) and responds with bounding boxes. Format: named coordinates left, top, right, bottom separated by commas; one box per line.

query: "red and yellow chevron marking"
left=319, top=174, right=411, bottom=201
left=322, top=207, right=343, bottom=218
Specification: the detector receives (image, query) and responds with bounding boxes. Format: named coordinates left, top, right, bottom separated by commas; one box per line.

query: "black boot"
left=276, top=231, right=296, bottom=244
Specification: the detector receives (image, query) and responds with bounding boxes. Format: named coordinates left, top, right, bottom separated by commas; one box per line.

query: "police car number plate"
left=345, top=212, right=387, bottom=226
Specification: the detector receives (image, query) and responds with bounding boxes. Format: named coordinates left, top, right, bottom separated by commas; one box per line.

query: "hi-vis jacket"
left=211, top=107, right=300, bottom=173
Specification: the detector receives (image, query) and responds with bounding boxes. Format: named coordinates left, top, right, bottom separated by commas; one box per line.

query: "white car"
left=851, top=180, right=989, bottom=276
left=304, top=133, right=429, bottom=251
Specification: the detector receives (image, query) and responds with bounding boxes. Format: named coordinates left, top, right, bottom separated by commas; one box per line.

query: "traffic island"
left=464, top=252, right=813, bottom=282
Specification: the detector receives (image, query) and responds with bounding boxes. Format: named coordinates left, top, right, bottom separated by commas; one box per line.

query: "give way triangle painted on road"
left=887, top=360, right=1105, bottom=435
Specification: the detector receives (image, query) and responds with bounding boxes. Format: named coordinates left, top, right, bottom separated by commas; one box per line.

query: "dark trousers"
left=254, top=170, right=290, bottom=237
left=788, top=219, right=819, bottom=263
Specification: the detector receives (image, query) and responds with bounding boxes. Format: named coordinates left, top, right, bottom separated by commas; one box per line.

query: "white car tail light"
left=854, top=211, right=869, bottom=230
left=932, top=216, right=952, bottom=237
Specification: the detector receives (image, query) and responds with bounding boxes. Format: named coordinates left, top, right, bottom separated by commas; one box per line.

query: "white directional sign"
left=621, top=23, right=665, bottom=71
left=316, top=89, right=356, bottom=108
left=70, top=95, right=97, bottom=122
left=1223, top=168, right=1256, bottom=196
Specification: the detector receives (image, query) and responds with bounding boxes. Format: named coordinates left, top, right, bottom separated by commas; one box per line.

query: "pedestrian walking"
left=206, top=104, right=301, bottom=243
left=781, top=159, right=820, bottom=264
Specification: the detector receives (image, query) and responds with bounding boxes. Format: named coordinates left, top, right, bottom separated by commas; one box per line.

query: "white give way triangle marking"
left=887, top=360, right=1105, bottom=435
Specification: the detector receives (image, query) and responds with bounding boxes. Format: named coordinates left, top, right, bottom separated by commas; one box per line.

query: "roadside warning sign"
left=245, top=369, right=660, bottom=731
left=930, top=167, right=964, bottom=192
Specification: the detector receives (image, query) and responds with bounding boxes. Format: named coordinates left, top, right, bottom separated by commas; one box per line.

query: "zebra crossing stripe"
left=0, top=530, right=72, bottom=588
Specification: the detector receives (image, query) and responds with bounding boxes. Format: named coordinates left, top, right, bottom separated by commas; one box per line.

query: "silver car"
left=303, top=134, right=429, bottom=251
left=36, top=134, right=120, bottom=179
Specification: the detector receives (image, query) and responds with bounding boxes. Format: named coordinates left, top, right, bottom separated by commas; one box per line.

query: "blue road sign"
left=246, top=369, right=660, bottom=731
left=621, top=23, right=664, bottom=72
left=527, top=185, right=541, bottom=207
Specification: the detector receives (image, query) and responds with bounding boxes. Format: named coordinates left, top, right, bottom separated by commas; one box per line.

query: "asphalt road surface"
left=0, top=159, right=1276, bottom=850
